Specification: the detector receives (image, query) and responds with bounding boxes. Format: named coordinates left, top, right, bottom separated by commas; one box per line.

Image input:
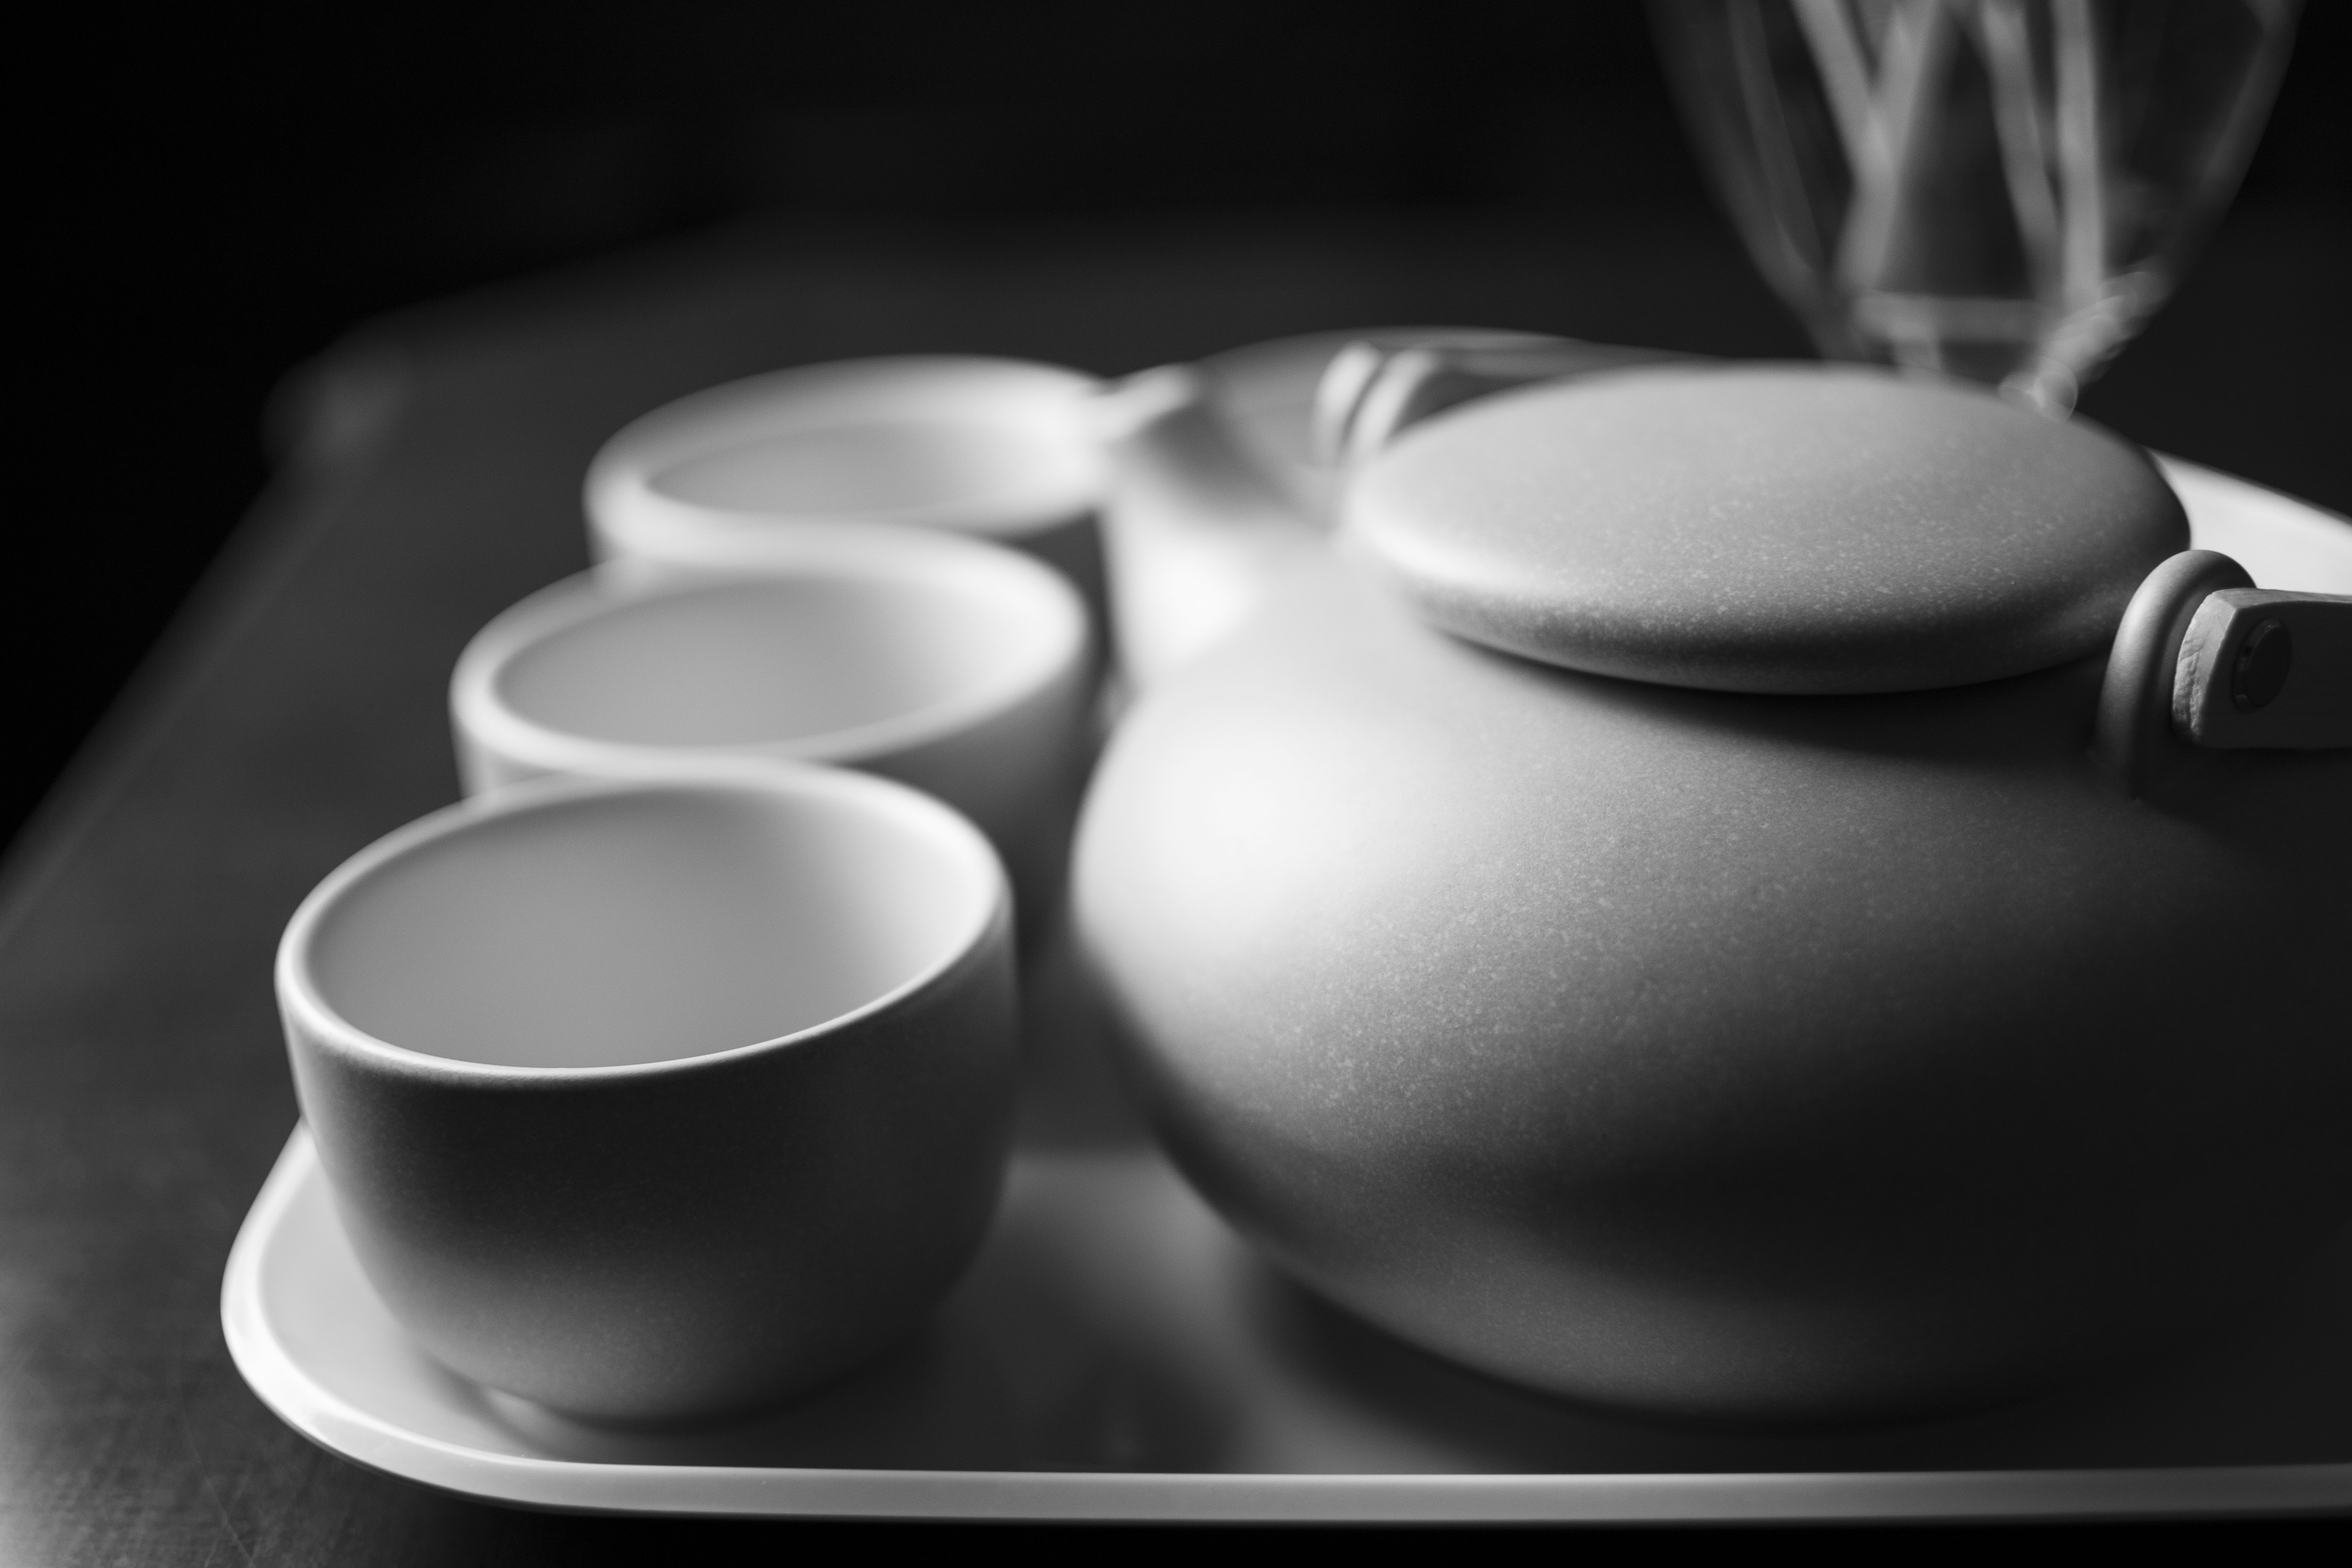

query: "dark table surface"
left=3, top=201, right=2345, bottom=1563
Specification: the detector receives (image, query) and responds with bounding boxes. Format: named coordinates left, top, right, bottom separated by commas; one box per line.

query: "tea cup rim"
left=586, top=354, right=1107, bottom=551
left=275, top=766, right=1008, bottom=1085
left=452, top=526, right=1089, bottom=779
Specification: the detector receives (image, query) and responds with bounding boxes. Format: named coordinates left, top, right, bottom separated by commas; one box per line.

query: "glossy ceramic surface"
left=277, top=770, right=1017, bottom=1423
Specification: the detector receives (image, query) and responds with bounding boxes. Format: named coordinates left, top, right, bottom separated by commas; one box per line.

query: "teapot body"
left=1075, top=553, right=2352, bottom=1423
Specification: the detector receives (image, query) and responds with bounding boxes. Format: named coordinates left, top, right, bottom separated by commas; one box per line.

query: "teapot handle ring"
left=2095, top=550, right=2253, bottom=798
left=2096, top=550, right=2352, bottom=796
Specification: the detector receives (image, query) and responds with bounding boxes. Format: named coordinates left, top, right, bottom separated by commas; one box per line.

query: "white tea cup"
left=452, top=524, right=1092, bottom=927
left=276, top=768, right=1016, bottom=1423
left=587, top=355, right=1108, bottom=618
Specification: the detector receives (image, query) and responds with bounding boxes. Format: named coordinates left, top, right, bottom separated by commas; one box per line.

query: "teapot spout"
left=1088, top=331, right=1686, bottom=689
left=1092, top=365, right=1324, bottom=689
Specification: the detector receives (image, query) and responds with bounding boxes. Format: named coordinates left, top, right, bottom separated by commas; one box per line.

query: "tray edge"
left=222, top=1128, right=2352, bottom=1524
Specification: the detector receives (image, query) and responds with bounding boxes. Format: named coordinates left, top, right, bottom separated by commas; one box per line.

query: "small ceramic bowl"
left=587, top=355, right=1108, bottom=616
left=276, top=768, right=1017, bottom=1424
left=452, top=524, right=1093, bottom=927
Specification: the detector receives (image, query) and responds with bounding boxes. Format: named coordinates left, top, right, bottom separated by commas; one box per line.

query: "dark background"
left=6, top=4, right=2349, bottom=1558
left=15, top=0, right=2346, bottom=867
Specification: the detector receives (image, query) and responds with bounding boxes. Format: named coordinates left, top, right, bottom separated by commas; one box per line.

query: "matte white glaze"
left=1346, top=365, right=2189, bottom=693
left=451, top=525, right=1092, bottom=925
left=1078, top=364, right=2352, bottom=1424
left=277, top=770, right=1018, bottom=1423
left=587, top=354, right=1111, bottom=617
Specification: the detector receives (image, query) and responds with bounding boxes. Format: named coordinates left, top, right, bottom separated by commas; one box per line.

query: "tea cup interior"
left=593, top=356, right=1105, bottom=542
left=487, top=566, right=1072, bottom=756
left=299, top=781, right=997, bottom=1070
left=648, top=422, right=1098, bottom=528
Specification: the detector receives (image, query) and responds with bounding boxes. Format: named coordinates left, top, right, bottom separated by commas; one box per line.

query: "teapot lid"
left=1344, top=365, right=2189, bottom=694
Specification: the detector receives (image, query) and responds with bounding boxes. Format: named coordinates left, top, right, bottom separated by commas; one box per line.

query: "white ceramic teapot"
left=1075, top=346, right=2352, bottom=1425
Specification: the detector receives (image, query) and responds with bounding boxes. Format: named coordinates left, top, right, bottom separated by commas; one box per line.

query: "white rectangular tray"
left=221, top=456, right=2352, bottom=1523
left=224, top=1125, right=2352, bottom=1524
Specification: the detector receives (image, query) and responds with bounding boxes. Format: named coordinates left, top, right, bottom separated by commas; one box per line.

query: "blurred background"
left=16, top=0, right=2346, bottom=863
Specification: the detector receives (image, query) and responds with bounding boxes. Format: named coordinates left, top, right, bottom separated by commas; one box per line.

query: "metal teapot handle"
left=2095, top=550, right=2352, bottom=796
